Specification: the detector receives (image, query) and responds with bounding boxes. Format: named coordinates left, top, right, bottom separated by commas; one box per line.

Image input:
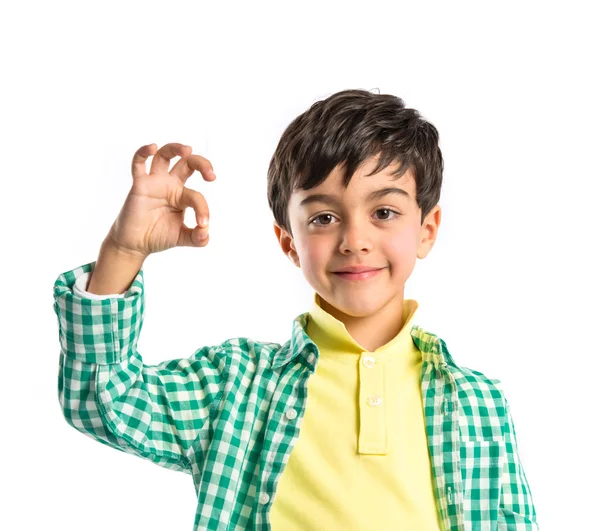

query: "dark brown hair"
left=267, top=88, right=444, bottom=235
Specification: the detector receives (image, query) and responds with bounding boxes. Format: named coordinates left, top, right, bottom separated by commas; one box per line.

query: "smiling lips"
left=332, top=266, right=385, bottom=281
left=334, top=265, right=382, bottom=273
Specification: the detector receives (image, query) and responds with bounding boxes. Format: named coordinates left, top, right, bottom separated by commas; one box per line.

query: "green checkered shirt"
left=53, top=261, right=538, bottom=530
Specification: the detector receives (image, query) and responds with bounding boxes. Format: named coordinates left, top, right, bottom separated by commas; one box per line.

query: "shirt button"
left=362, top=355, right=376, bottom=368
left=366, top=394, right=383, bottom=407
left=259, top=493, right=270, bottom=505
left=307, top=353, right=316, bottom=364
left=442, top=398, right=449, bottom=415
left=285, top=409, right=297, bottom=420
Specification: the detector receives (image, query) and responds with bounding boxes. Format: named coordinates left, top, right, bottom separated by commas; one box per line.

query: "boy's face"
left=273, top=155, right=441, bottom=323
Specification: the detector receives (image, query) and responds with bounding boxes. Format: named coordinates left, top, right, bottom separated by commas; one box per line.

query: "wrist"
left=102, top=236, right=147, bottom=265
left=86, top=238, right=146, bottom=295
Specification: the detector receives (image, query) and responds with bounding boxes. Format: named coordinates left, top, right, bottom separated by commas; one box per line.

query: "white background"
left=1, top=1, right=598, bottom=529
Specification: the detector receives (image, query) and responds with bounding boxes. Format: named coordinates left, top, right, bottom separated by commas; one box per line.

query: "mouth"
left=332, top=267, right=386, bottom=281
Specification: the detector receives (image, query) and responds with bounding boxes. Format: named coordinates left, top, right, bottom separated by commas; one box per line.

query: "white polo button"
left=307, top=353, right=316, bottom=364
left=285, top=409, right=297, bottom=420
left=362, top=355, right=376, bottom=368
left=367, top=394, right=383, bottom=407
left=259, top=492, right=270, bottom=505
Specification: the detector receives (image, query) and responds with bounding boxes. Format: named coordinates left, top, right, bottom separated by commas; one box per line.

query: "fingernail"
left=200, top=217, right=209, bottom=226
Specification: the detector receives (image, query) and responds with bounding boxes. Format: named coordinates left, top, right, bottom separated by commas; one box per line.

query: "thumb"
left=178, top=226, right=210, bottom=248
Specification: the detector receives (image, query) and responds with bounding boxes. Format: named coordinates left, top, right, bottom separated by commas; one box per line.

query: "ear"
left=417, top=204, right=442, bottom=259
left=273, top=221, right=301, bottom=268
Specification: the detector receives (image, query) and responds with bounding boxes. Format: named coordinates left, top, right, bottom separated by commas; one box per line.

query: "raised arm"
left=54, top=142, right=222, bottom=473
left=54, top=260, right=227, bottom=474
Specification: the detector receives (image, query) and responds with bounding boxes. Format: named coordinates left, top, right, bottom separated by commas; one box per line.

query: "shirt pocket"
left=459, top=437, right=504, bottom=531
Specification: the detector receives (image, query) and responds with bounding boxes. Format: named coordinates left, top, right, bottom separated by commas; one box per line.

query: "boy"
left=53, top=89, right=537, bottom=530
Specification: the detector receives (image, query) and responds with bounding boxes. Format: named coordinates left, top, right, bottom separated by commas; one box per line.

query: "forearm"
left=87, top=238, right=146, bottom=295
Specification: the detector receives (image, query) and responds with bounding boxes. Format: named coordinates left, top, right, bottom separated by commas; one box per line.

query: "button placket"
left=358, top=352, right=387, bottom=454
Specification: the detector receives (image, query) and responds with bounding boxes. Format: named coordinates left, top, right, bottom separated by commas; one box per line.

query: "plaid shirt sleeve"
left=54, top=261, right=226, bottom=475
left=498, top=391, right=539, bottom=530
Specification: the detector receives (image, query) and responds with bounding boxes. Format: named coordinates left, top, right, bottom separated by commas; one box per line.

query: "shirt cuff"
left=53, top=261, right=145, bottom=365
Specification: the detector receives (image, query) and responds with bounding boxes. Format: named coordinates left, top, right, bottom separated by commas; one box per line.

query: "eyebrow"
left=299, top=187, right=410, bottom=208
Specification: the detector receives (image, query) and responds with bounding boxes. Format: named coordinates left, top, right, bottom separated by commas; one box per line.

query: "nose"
left=338, top=220, right=374, bottom=254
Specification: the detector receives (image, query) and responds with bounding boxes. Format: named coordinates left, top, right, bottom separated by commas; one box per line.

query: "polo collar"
left=270, top=293, right=455, bottom=371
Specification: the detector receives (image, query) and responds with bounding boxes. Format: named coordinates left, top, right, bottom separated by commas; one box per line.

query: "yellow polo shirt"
left=269, top=294, right=444, bottom=530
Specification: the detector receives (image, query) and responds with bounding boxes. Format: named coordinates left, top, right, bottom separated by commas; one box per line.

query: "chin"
left=325, top=294, right=386, bottom=318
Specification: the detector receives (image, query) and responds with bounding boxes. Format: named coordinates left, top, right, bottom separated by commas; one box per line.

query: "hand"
left=105, top=142, right=216, bottom=260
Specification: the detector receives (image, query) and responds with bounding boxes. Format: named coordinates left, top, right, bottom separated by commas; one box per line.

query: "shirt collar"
left=307, top=292, right=420, bottom=364
left=270, top=293, right=455, bottom=371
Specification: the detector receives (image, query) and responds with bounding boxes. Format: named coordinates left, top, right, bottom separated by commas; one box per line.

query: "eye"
left=374, top=208, right=401, bottom=221
left=310, top=213, right=337, bottom=226
left=309, top=208, right=401, bottom=226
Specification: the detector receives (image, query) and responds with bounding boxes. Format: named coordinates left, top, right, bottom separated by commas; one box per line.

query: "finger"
left=170, top=153, right=217, bottom=183
left=180, top=186, right=210, bottom=227
left=131, top=143, right=157, bottom=179
left=149, top=143, right=192, bottom=174
left=178, top=227, right=210, bottom=248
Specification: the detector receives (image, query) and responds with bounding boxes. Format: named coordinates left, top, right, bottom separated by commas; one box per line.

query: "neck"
left=318, top=293, right=406, bottom=352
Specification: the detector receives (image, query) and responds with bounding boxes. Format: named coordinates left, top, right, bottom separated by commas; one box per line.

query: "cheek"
left=296, top=236, right=328, bottom=271
left=383, top=227, right=419, bottom=257
left=306, top=242, right=329, bottom=263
